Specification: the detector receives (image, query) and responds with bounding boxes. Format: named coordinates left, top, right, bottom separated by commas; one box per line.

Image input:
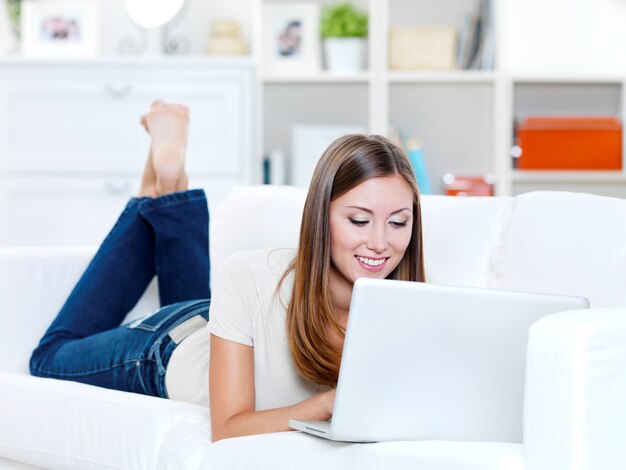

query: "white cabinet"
left=0, top=58, right=253, bottom=246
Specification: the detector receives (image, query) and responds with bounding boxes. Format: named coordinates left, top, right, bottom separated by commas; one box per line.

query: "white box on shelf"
left=291, top=124, right=365, bottom=189
left=389, top=26, right=457, bottom=71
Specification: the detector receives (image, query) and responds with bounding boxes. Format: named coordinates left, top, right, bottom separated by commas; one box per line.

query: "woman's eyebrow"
left=346, top=206, right=412, bottom=215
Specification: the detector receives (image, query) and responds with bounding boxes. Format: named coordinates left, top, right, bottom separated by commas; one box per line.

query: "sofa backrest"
left=420, top=195, right=512, bottom=288
left=4, top=186, right=624, bottom=374
left=490, top=191, right=626, bottom=307
left=210, top=185, right=513, bottom=289
left=210, top=185, right=306, bottom=272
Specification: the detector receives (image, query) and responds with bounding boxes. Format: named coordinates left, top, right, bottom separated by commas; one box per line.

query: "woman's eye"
left=390, top=220, right=408, bottom=228
left=349, top=218, right=368, bottom=226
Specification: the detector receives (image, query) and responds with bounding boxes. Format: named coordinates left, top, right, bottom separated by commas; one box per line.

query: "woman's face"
left=329, top=174, right=414, bottom=287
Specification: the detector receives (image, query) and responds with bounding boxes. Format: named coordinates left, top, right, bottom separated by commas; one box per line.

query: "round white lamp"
left=124, top=0, right=185, bottom=29
left=121, top=0, right=189, bottom=55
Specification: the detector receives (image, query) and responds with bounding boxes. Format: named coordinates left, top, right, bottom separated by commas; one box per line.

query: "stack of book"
left=457, top=0, right=495, bottom=70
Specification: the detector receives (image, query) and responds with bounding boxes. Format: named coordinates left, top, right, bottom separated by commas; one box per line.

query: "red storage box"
left=442, top=174, right=495, bottom=197
left=516, top=116, right=622, bottom=170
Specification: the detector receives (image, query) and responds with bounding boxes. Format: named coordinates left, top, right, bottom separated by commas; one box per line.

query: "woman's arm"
left=209, top=335, right=335, bottom=442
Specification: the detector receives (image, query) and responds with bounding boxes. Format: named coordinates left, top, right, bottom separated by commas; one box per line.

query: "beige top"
left=166, top=248, right=323, bottom=409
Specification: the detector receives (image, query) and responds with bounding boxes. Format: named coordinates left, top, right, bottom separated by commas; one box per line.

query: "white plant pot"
left=324, top=37, right=367, bottom=73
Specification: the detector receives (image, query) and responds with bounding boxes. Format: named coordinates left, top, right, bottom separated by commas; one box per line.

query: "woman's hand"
left=291, top=388, right=336, bottom=422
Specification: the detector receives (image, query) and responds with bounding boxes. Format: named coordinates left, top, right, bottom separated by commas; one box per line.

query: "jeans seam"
left=31, top=356, right=149, bottom=378
left=134, top=360, right=150, bottom=395
left=97, top=200, right=138, bottom=249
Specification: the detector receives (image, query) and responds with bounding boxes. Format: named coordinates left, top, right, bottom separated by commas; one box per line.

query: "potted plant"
left=321, top=2, right=368, bottom=73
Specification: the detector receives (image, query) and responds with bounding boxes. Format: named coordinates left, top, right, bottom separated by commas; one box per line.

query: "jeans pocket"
left=127, top=300, right=209, bottom=332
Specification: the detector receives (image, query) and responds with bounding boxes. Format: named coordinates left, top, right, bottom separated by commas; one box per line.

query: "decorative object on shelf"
left=515, top=116, right=623, bottom=170
left=119, top=0, right=190, bottom=56
left=292, top=124, right=365, bottom=188
left=20, top=0, right=98, bottom=58
left=263, top=1, right=321, bottom=76
left=321, top=2, right=368, bottom=73
left=5, top=0, right=20, bottom=38
left=457, top=0, right=494, bottom=70
left=389, top=27, right=456, bottom=71
left=442, top=174, right=495, bottom=197
left=207, top=19, right=246, bottom=55
left=1, top=0, right=20, bottom=53
left=406, top=138, right=432, bottom=194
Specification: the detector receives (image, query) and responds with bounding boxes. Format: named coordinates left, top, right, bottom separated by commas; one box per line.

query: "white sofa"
left=1, top=185, right=626, bottom=470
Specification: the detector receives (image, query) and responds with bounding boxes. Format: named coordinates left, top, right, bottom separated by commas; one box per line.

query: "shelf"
left=387, top=70, right=497, bottom=83
left=512, top=75, right=625, bottom=85
left=262, top=72, right=370, bottom=84
left=512, top=170, right=626, bottom=183
left=0, top=54, right=255, bottom=67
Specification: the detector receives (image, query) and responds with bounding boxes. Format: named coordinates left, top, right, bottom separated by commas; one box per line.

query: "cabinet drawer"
left=0, top=63, right=252, bottom=178
left=0, top=175, right=237, bottom=247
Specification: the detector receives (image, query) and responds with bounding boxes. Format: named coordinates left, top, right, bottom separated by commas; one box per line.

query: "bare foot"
left=142, top=101, right=190, bottom=195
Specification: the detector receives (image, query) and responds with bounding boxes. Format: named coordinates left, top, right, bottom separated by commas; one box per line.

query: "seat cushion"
left=201, top=432, right=523, bottom=470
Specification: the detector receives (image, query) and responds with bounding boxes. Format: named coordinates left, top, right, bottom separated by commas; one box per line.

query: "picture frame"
left=263, top=1, right=321, bottom=76
left=20, top=0, right=99, bottom=58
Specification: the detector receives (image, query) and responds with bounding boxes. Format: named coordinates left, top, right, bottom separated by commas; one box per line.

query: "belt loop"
left=149, top=339, right=167, bottom=376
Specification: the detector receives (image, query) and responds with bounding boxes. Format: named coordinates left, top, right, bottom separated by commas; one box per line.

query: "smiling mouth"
left=355, top=255, right=388, bottom=268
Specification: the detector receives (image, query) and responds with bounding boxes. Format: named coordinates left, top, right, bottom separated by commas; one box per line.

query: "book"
left=458, top=0, right=494, bottom=70
left=406, top=138, right=432, bottom=195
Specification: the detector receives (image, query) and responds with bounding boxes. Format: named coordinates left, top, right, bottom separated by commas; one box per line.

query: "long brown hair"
left=280, top=134, right=425, bottom=387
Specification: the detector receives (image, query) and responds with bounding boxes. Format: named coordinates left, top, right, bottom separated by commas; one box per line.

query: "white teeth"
left=357, top=256, right=385, bottom=267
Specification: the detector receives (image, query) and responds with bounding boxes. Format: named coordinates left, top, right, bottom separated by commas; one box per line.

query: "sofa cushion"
left=0, top=247, right=160, bottom=374
left=420, top=196, right=513, bottom=288
left=490, top=191, right=626, bottom=306
left=0, top=373, right=209, bottom=470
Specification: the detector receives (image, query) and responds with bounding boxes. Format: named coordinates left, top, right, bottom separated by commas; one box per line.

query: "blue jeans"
left=30, top=189, right=211, bottom=398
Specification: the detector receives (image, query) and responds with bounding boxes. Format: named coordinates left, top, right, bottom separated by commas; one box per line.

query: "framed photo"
left=263, top=1, right=321, bottom=76
left=20, top=0, right=98, bottom=58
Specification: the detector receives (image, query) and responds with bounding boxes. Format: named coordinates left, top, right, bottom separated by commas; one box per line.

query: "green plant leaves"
left=321, top=2, right=368, bottom=38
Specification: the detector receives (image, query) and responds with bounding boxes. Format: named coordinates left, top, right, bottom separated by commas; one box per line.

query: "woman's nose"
left=365, top=226, right=388, bottom=253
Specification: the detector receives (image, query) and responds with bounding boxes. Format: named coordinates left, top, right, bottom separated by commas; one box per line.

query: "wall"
left=500, top=0, right=626, bottom=75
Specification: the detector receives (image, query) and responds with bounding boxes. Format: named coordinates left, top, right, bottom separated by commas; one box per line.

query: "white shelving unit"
left=252, top=0, right=626, bottom=198
left=509, top=76, right=626, bottom=197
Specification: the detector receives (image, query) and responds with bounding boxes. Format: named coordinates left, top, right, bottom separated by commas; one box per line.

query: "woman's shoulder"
left=218, top=248, right=296, bottom=278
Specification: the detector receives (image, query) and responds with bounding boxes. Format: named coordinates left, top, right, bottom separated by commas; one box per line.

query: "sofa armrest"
left=0, top=372, right=210, bottom=469
left=0, top=247, right=159, bottom=374
left=524, top=308, right=626, bottom=470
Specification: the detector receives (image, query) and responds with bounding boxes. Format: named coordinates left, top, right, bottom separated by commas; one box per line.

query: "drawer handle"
left=104, top=181, right=132, bottom=195
left=104, top=84, right=132, bottom=99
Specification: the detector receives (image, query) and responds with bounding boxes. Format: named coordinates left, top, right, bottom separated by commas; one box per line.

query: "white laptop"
left=289, top=278, right=589, bottom=443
